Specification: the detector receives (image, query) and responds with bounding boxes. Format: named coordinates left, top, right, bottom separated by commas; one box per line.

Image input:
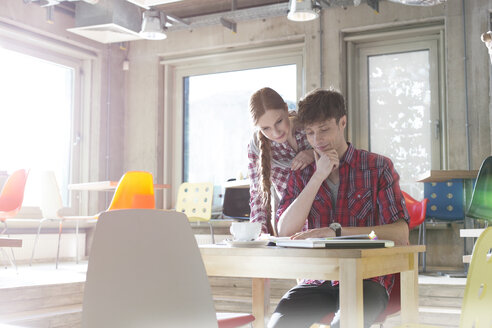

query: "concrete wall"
left=125, top=0, right=491, bottom=198
left=0, top=0, right=127, bottom=213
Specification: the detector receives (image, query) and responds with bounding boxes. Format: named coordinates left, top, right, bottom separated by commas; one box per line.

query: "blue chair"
left=423, top=179, right=469, bottom=272
left=425, top=179, right=465, bottom=222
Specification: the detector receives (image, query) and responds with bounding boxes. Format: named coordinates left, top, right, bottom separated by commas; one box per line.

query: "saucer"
left=224, top=239, right=269, bottom=247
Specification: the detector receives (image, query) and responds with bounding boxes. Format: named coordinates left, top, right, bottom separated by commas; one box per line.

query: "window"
left=162, top=44, right=303, bottom=210
left=347, top=25, right=444, bottom=197
left=0, top=20, right=96, bottom=211
left=0, top=47, right=76, bottom=205
left=183, top=65, right=297, bottom=185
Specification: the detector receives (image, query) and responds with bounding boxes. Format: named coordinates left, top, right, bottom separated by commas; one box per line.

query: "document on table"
left=274, top=238, right=394, bottom=249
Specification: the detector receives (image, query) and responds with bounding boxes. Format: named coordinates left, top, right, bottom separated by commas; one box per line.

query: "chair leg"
left=1, top=221, right=7, bottom=235
left=75, top=220, right=80, bottom=264
left=417, top=225, right=422, bottom=269
left=9, top=247, right=17, bottom=271
left=56, top=220, right=63, bottom=269
left=422, top=223, right=427, bottom=273
left=208, top=221, right=215, bottom=244
left=0, top=248, right=16, bottom=271
left=2, top=222, right=18, bottom=271
left=30, top=219, right=48, bottom=266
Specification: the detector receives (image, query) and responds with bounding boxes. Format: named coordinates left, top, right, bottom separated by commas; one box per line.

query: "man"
left=268, top=88, right=410, bottom=328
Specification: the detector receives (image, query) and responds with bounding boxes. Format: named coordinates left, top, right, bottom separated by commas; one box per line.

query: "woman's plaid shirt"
left=247, top=128, right=311, bottom=233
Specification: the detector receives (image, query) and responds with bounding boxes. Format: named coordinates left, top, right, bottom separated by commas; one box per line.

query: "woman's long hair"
left=249, top=87, right=287, bottom=236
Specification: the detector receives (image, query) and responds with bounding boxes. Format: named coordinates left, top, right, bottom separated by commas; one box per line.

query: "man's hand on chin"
left=291, top=227, right=334, bottom=240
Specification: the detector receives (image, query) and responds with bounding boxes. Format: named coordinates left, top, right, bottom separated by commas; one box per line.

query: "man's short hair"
left=297, top=88, right=347, bottom=127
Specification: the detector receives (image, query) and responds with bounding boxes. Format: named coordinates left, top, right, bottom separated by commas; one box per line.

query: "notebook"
left=274, top=238, right=394, bottom=249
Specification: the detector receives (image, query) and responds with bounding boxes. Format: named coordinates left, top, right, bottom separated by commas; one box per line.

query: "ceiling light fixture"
left=140, top=10, right=167, bottom=40
left=287, top=0, right=319, bottom=22
left=386, top=0, right=446, bottom=5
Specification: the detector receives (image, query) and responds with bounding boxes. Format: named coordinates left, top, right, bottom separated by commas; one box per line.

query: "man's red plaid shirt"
left=276, top=143, right=410, bottom=295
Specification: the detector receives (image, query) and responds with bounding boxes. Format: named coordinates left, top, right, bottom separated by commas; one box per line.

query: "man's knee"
left=362, top=281, right=389, bottom=325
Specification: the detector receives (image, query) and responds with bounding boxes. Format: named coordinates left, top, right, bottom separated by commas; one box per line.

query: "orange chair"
left=65, top=171, right=155, bottom=263
left=106, top=171, right=156, bottom=210
left=32, top=171, right=156, bottom=268
left=0, top=169, right=29, bottom=269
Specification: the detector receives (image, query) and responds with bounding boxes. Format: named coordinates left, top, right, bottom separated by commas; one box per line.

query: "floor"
left=0, top=261, right=466, bottom=328
left=0, top=261, right=466, bottom=288
left=0, top=261, right=88, bottom=289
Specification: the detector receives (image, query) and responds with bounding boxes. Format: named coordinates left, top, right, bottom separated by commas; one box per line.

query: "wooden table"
left=417, top=170, right=478, bottom=183
left=0, top=237, right=22, bottom=247
left=68, top=181, right=170, bottom=191
left=200, top=244, right=425, bottom=328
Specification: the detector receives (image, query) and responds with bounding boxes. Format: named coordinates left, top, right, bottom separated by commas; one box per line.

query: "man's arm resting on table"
left=292, top=218, right=410, bottom=246
left=277, top=172, right=324, bottom=237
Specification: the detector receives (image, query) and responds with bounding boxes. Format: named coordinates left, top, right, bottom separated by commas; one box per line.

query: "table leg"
left=339, top=258, right=363, bottom=327
left=252, top=278, right=270, bottom=328
left=401, top=252, right=419, bottom=324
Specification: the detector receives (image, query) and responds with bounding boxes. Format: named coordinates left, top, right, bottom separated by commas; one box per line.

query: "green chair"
left=396, top=227, right=492, bottom=328
left=466, top=156, right=492, bottom=225
left=458, top=156, right=492, bottom=266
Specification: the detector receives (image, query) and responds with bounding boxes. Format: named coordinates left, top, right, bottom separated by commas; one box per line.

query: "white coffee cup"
left=230, top=222, right=261, bottom=241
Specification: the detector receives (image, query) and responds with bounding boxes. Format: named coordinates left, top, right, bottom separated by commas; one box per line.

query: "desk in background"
left=200, top=244, right=424, bottom=328
left=418, top=170, right=478, bottom=218
left=0, top=237, right=22, bottom=269
left=68, top=181, right=170, bottom=191
left=0, top=237, right=22, bottom=248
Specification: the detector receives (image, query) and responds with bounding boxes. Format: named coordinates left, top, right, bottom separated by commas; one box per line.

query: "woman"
left=248, top=87, right=314, bottom=235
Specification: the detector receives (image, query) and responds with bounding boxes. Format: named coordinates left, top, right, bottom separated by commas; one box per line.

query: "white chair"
left=31, top=171, right=95, bottom=268
left=82, top=209, right=255, bottom=328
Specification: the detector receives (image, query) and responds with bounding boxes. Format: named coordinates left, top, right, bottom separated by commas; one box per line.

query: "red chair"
left=402, top=190, right=428, bottom=230
left=402, top=190, right=428, bottom=271
left=0, top=169, right=29, bottom=233
left=0, top=169, right=29, bottom=269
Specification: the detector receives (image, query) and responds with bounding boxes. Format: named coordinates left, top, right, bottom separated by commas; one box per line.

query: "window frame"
left=161, top=43, right=304, bottom=209
left=0, top=20, right=100, bottom=213
left=345, top=24, right=446, bottom=171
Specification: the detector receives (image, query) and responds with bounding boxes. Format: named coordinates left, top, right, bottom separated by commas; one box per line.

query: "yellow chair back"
left=107, top=171, right=155, bottom=210
left=176, top=182, right=213, bottom=222
left=460, top=227, right=492, bottom=328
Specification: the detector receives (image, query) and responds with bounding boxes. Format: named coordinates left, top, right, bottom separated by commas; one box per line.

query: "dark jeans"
left=267, top=280, right=388, bottom=328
